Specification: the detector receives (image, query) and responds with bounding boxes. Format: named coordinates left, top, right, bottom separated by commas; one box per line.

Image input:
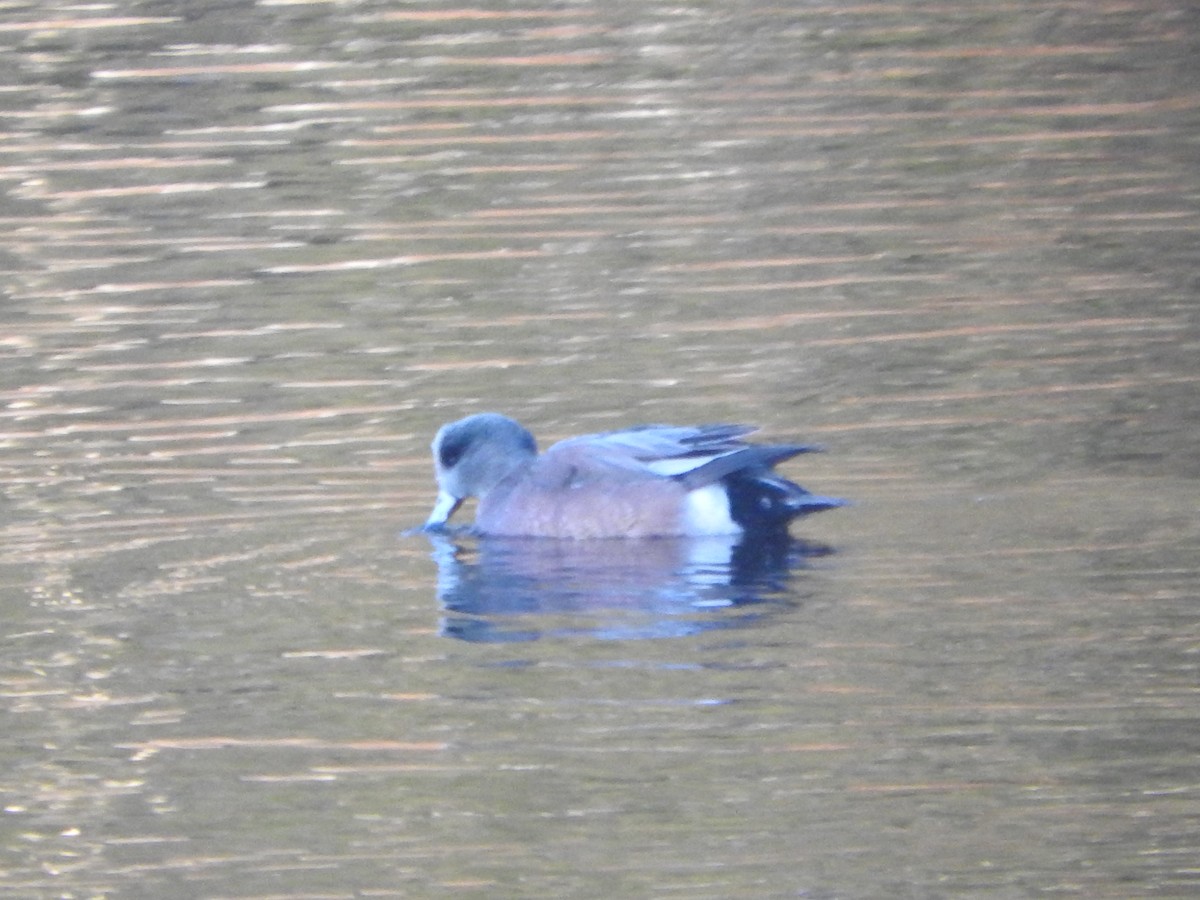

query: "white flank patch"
left=682, top=484, right=740, bottom=536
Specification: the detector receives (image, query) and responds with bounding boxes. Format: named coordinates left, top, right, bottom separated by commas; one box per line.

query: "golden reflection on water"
left=1, top=0, right=1198, bottom=896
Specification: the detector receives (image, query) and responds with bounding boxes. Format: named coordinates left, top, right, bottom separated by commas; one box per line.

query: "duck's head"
left=424, top=413, right=538, bottom=529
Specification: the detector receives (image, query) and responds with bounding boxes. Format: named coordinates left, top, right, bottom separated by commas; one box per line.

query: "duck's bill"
left=424, top=491, right=463, bottom=529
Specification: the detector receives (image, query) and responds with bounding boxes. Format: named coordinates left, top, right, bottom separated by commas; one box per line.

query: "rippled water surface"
left=2, top=2, right=1198, bottom=897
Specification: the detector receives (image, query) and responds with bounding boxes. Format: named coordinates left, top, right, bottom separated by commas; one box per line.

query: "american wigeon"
left=422, top=413, right=845, bottom=539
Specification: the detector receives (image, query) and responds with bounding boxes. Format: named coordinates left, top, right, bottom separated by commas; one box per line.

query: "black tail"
left=725, top=471, right=847, bottom=532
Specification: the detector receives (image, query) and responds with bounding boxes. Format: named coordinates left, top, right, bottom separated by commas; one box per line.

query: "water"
left=2, top=1, right=1198, bottom=897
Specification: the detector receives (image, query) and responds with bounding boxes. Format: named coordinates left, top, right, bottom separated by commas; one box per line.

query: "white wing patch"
left=644, top=453, right=725, bottom=476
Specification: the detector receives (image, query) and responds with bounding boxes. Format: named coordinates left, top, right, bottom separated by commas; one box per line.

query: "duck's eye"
left=438, top=433, right=470, bottom=469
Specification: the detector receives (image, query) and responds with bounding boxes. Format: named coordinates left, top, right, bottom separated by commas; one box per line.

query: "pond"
left=1, top=1, right=1198, bottom=897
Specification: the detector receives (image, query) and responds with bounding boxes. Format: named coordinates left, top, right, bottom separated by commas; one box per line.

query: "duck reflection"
left=421, top=532, right=832, bottom=642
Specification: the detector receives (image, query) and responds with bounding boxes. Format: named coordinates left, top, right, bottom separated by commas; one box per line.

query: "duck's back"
left=465, top=422, right=842, bottom=538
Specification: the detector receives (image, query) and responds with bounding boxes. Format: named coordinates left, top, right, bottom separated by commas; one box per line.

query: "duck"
left=420, top=412, right=845, bottom=539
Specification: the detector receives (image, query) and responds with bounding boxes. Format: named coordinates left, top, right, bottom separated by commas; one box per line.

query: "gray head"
left=424, top=413, right=538, bottom=529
